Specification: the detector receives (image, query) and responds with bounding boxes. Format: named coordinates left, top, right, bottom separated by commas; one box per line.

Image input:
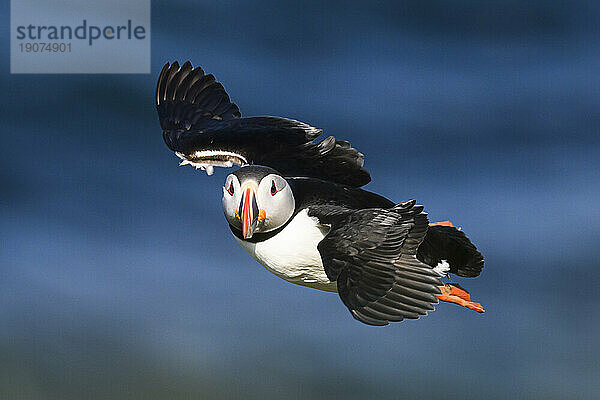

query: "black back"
left=288, top=177, right=394, bottom=211
left=228, top=174, right=393, bottom=242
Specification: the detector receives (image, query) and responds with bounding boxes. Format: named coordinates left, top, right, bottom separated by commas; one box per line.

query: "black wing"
left=156, top=61, right=371, bottom=187
left=309, top=200, right=443, bottom=326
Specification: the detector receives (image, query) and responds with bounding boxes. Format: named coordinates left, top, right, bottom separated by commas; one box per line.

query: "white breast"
left=234, top=209, right=338, bottom=292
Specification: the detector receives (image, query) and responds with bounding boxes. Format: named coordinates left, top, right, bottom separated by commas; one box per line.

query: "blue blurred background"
left=2, top=1, right=599, bottom=398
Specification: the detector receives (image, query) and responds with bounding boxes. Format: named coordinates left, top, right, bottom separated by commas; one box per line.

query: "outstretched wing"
left=309, top=200, right=443, bottom=326
left=156, top=61, right=371, bottom=187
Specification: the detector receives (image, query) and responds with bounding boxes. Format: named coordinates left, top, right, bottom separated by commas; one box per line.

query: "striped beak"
left=239, top=185, right=259, bottom=239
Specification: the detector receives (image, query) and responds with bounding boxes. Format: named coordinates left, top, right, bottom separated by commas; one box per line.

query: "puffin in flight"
left=156, top=61, right=485, bottom=326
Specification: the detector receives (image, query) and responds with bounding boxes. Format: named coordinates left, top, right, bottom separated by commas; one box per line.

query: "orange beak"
left=239, top=186, right=259, bottom=239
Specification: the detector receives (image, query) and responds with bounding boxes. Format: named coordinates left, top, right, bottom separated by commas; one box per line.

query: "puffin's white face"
left=222, top=172, right=295, bottom=239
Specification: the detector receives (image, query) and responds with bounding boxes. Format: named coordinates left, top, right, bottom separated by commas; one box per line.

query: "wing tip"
left=156, top=60, right=241, bottom=132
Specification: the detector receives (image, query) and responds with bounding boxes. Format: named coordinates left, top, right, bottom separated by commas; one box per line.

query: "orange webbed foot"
left=437, top=283, right=485, bottom=313
left=430, top=220, right=455, bottom=228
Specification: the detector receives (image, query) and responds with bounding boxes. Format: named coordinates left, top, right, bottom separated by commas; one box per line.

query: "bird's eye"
left=227, top=182, right=234, bottom=196
left=270, top=180, right=277, bottom=196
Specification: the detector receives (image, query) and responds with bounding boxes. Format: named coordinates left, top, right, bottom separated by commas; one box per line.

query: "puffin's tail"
left=416, top=221, right=484, bottom=278
left=417, top=221, right=485, bottom=313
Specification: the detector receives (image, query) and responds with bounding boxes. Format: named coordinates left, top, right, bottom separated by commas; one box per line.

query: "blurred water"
left=2, top=1, right=599, bottom=399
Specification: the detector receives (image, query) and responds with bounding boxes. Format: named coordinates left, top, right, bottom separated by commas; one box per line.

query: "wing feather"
left=309, top=200, right=443, bottom=326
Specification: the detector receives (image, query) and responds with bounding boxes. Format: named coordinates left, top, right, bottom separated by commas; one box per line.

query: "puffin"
left=156, top=61, right=485, bottom=326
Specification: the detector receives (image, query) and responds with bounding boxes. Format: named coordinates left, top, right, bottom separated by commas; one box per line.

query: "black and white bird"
left=156, top=61, right=485, bottom=326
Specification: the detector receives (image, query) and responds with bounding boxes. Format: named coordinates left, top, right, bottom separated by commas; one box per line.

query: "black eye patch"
left=270, top=180, right=277, bottom=196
